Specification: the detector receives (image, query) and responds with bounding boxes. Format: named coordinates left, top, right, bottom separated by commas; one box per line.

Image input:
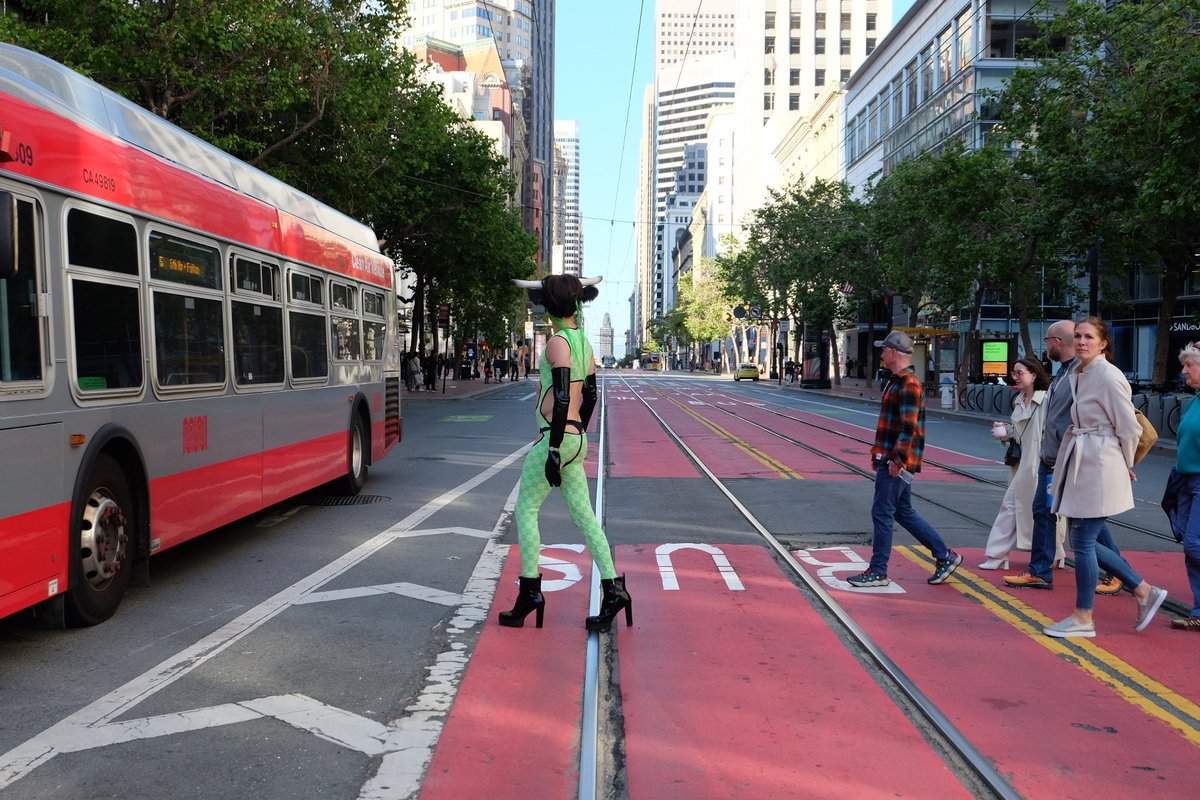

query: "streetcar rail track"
left=677, top=378, right=1176, bottom=544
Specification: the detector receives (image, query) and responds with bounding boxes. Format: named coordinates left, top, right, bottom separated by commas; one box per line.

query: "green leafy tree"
left=676, top=264, right=733, bottom=367
left=0, top=0, right=410, bottom=177
left=995, top=0, right=1200, bottom=383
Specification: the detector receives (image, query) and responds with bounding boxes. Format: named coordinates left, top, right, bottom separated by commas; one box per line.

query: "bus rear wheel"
left=335, top=415, right=368, bottom=496
left=66, top=454, right=134, bottom=626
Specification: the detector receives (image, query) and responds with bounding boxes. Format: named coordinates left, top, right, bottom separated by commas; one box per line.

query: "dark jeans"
left=1175, top=473, right=1200, bottom=616
left=869, top=465, right=952, bottom=575
left=1029, top=463, right=1057, bottom=580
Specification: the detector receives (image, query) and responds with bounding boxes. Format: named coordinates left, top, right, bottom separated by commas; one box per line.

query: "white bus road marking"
left=792, top=546, right=907, bottom=594
left=0, top=444, right=532, bottom=795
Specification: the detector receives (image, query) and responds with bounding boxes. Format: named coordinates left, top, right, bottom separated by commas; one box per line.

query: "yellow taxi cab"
left=734, top=362, right=760, bottom=381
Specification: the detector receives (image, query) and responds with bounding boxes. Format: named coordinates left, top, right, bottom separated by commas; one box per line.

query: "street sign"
left=733, top=305, right=746, bottom=319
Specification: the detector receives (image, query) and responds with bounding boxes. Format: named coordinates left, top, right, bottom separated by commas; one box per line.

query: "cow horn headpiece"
left=511, top=276, right=602, bottom=289
left=512, top=275, right=602, bottom=319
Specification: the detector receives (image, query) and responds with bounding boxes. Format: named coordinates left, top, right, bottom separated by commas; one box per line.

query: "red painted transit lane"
left=603, top=387, right=702, bottom=479
left=615, top=543, right=972, bottom=799
left=419, top=546, right=594, bottom=800
left=793, top=545, right=1200, bottom=799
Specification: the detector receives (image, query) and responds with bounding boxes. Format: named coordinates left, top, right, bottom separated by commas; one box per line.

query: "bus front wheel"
left=336, top=414, right=368, bottom=496
left=66, top=454, right=134, bottom=626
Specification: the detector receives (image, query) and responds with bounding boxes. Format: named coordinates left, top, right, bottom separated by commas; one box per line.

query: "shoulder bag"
left=1133, top=408, right=1158, bottom=465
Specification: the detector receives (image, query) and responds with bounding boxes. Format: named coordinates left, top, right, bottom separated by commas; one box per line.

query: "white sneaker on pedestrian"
left=1043, top=616, right=1096, bottom=638
left=1135, top=586, right=1168, bottom=631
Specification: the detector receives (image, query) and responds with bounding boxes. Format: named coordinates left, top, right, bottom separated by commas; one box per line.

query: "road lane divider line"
left=661, top=393, right=803, bottom=479
left=898, top=547, right=1200, bottom=747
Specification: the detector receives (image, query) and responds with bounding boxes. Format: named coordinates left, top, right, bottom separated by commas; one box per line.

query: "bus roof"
left=0, top=43, right=381, bottom=255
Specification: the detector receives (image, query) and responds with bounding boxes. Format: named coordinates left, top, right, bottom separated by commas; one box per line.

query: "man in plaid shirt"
left=848, top=330, right=962, bottom=588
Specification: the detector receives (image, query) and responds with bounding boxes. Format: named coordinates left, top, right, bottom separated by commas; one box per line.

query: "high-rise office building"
left=599, top=313, right=614, bottom=359
left=400, top=1, right=555, bottom=267
left=635, top=1, right=738, bottom=349
left=552, top=120, right=583, bottom=277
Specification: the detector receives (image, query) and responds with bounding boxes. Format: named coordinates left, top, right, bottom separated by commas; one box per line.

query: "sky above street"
left=554, top=1, right=915, bottom=358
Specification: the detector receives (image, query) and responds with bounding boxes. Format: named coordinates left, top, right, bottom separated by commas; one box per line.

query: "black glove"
left=545, top=447, right=562, bottom=487
left=579, top=373, right=597, bottom=431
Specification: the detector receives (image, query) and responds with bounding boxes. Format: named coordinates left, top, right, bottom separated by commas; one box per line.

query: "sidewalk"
left=402, top=374, right=529, bottom=401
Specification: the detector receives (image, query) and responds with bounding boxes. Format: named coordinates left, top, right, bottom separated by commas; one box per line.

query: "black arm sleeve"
left=579, top=373, right=597, bottom=431
left=548, top=366, right=572, bottom=449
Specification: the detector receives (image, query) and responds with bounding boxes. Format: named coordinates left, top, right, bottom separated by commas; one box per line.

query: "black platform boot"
left=585, top=575, right=632, bottom=632
left=498, top=574, right=545, bottom=628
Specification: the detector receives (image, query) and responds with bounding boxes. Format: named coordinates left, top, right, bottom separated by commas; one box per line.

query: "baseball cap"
left=874, top=330, right=914, bottom=354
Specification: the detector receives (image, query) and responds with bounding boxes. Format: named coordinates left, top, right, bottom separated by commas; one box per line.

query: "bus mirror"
left=0, top=192, right=16, bottom=279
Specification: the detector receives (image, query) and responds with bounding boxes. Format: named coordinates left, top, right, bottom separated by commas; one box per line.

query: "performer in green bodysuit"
left=498, top=274, right=632, bottom=632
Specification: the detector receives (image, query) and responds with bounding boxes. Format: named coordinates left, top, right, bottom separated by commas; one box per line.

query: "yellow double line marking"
left=898, top=546, right=1200, bottom=747
left=662, top=394, right=803, bottom=479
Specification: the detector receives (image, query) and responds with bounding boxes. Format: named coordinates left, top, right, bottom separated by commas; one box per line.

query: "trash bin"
left=940, top=382, right=955, bottom=409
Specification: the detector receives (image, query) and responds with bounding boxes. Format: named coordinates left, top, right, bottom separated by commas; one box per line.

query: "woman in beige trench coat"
left=1043, top=317, right=1167, bottom=639
left=979, top=356, right=1067, bottom=569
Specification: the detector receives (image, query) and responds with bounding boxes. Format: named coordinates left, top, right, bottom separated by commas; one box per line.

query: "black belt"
left=540, top=421, right=585, bottom=434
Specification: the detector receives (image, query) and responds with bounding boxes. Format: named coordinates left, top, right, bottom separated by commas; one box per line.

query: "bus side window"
left=67, top=208, right=143, bottom=392
left=0, top=191, right=17, bottom=279
left=0, top=195, right=43, bottom=383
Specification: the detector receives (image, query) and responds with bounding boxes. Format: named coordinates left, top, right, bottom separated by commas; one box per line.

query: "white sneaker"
left=1135, top=586, right=1168, bottom=631
left=1044, top=617, right=1096, bottom=638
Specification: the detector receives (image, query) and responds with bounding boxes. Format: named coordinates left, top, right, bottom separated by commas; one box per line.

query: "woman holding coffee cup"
left=979, top=356, right=1058, bottom=569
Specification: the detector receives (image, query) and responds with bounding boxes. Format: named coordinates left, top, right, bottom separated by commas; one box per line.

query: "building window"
left=814, top=37, right=825, bottom=55
left=841, top=13, right=851, bottom=31
left=765, top=10, right=775, bottom=28
left=790, top=12, right=802, bottom=30
left=765, top=35, right=775, bottom=54
left=905, top=58, right=918, bottom=112
left=815, top=68, right=825, bottom=87
left=866, top=38, right=876, bottom=55
left=764, top=68, right=773, bottom=85
left=840, top=38, right=851, bottom=55
left=789, top=68, right=801, bottom=86
left=867, top=13, right=877, bottom=31
left=815, top=12, right=826, bottom=30
left=789, top=93, right=801, bottom=111
left=790, top=36, right=801, bottom=54
left=764, top=93, right=775, bottom=110
left=841, top=69, right=850, bottom=83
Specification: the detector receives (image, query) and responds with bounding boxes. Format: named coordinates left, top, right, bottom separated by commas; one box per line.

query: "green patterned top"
left=537, top=325, right=592, bottom=425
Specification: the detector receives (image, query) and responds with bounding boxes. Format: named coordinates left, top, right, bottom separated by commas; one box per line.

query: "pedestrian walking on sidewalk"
left=1041, top=317, right=1167, bottom=638
left=499, top=274, right=632, bottom=632
left=848, top=330, right=962, bottom=588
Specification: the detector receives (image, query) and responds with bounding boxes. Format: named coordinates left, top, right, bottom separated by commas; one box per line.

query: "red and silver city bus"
left=0, top=44, right=401, bottom=626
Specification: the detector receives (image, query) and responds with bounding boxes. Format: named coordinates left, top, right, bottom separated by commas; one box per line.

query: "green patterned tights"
left=514, top=431, right=617, bottom=580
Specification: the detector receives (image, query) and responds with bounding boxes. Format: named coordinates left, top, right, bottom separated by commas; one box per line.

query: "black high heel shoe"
left=585, top=575, right=632, bottom=632
left=498, top=574, right=545, bottom=628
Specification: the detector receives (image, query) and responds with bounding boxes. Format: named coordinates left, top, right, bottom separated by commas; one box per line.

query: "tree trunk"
left=1153, top=260, right=1185, bottom=386
left=1013, top=281, right=1033, bottom=359
left=957, top=284, right=986, bottom=396
left=828, top=322, right=841, bottom=386
left=410, top=272, right=428, bottom=353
